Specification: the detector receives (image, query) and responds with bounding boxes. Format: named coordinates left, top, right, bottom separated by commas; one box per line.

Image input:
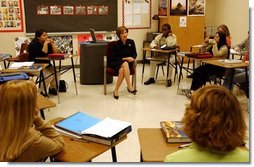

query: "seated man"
left=144, top=23, right=177, bottom=87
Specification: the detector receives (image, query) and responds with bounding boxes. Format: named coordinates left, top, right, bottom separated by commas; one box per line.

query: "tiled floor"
left=44, top=64, right=249, bottom=162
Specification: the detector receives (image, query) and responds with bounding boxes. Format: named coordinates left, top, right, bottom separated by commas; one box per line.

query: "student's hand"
left=33, top=107, right=40, bottom=122
left=204, top=36, right=210, bottom=44
left=123, top=57, right=134, bottom=62
left=233, top=46, right=240, bottom=52
left=44, top=38, right=51, bottom=45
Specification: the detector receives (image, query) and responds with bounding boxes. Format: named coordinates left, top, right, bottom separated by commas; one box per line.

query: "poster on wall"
left=158, top=0, right=167, bottom=17
left=0, top=0, right=23, bottom=32
left=170, top=0, right=187, bottom=16
left=187, top=0, right=205, bottom=16
left=14, top=36, right=73, bottom=56
left=123, top=0, right=151, bottom=29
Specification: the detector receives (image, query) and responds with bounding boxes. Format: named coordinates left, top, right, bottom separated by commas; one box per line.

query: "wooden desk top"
left=203, top=59, right=249, bottom=69
left=142, top=47, right=177, bottom=53
left=1, top=63, right=48, bottom=75
left=138, top=128, right=188, bottom=162
left=37, top=94, right=56, bottom=110
left=36, top=54, right=78, bottom=61
left=50, top=117, right=126, bottom=162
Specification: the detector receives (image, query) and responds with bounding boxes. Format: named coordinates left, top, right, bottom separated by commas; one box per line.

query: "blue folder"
left=55, top=112, right=101, bottom=135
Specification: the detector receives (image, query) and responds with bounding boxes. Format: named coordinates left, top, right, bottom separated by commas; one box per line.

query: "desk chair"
left=103, top=41, right=136, bottom=95
left=153, top=46, right=181, bottom=82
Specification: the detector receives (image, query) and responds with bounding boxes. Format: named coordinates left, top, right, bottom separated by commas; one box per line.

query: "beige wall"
left=0, top=0, right=249, bottom=64
left=205, top=0, right=249, bottom=46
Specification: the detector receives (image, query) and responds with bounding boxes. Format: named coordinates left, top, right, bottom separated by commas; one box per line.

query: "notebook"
left=89, top=28, right=106, bottom=43
left=54, top=111, right=101, bottom=135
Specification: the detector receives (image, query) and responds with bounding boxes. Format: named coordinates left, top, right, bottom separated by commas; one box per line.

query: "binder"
left=54, top=112, right=132, bottom=146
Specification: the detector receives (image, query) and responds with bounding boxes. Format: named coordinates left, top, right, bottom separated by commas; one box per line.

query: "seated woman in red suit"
left=108, top=26, right=137, bottom=99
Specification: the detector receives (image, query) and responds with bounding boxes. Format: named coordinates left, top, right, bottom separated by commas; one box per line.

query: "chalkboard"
left=24, top=0, right=117, bottom=33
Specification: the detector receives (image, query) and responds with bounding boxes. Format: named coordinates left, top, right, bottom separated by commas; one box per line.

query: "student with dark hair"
left=0, top=80, right=64, bottom=161
left=144, top=23, right=177, bottom=86
left=186, top=31, right=229, bottom=97
left=165, top=85, right=249, bottom=162
left=28, top=29, right=60, bottom=95
left=108, top=26, right=137, bottom=99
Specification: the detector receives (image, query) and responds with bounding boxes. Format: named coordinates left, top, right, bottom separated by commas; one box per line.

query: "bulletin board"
left=23, top=0, right=117, bottom=33
left=122, top=0, right=151, bottom=29
left=0, top=0, right=24, bottom=32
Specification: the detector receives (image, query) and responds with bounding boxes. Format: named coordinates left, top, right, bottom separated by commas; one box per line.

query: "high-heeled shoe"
left=127, top=88, right=137, bottom=95
left=113, top=91, right=119, bottom=100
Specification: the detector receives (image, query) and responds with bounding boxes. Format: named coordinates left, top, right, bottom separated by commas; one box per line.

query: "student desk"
left=0, top=53, right=11, bottom=69
left=177, top=53, right=225, bottom=94
left=137, top=128, right=189, bottom=162
left=50, top=117, right=127, bottom=162
left=1, top=63, right=49, bottom=96
left=202, top=59, right=249, bottom=90
left=141, top=47, right=177, bottom=87
left=36, top=54, right=78, bottom=103
left=37, top=94, right=56, bottom=120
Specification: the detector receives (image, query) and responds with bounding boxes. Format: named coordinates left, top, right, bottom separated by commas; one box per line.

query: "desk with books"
left=50, top=117, right=127, bottom=162
left=202, top=59, right=249, bottom=90
left=177, top=52, right=225, bottom=94
left=137, top=128, right=189, bottom=162
left=36, top=54, right=78, bottom=103
left=1, top=63, right=49, bottom=96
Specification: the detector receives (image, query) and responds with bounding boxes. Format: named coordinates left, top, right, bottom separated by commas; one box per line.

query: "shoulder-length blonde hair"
left=183, top=85, right=246, bottom=152
left=0, top=80, right=37, bottom=161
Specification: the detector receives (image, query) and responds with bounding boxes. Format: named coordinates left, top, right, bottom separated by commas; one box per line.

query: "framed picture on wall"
left=170, top=0, right=187, bottom=16
left=188, top=0, right=205, bottom=16
left=63, top=6, right=74, bottom=15
left=0, top=0, right=24, bottom=32
left=50, top=5, right=62, bottom=15
left=87, top=5, right=97, bottom=15
left=159, top=0, right=168, bottom=16
left=98, top=5, right=108, bottom=15
left=37, top=5, right=49, bottom=15
left=75, top=5, right=86, bottom=15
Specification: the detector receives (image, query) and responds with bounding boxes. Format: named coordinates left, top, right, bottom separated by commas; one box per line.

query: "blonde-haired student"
left=0, top=80, right=64, bottom=162
left=165, top=85, right=249, bottom=162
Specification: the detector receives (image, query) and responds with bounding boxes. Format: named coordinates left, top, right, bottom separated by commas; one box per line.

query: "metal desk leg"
left=229, top=68, right=235, bottom=91
left=165, top=53, right=170, bottom=87
left=141, top=50, right=147, bottom=84
left=140, top=151, right=143, bottom=162
left=52, top=60, right=60, bottom=103
left=177, top=57, right=184, bottom=94
left=71, top=57, right=78, bottom=95
left=40, top=109, right=45, bottom=120
left=40, top=70, right=48, bottom=97
left=111, top=146, right=117, bottom=162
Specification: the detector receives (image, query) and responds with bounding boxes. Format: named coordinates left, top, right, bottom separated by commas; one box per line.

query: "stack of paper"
left=9, top=61, right=34, bottom=69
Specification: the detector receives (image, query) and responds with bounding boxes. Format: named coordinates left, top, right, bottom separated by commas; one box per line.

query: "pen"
left=179, top=143, right=190, bottom=148
left=70, top=138, right=89, bottom=143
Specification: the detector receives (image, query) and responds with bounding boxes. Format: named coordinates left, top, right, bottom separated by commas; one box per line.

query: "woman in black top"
left=28, top=29, right=59, bottom=95
left=108, top=26, right=137, bottom=99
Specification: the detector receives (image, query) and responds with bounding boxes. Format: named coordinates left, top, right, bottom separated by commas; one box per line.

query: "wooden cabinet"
left=160, top=16, right=205, bottom=52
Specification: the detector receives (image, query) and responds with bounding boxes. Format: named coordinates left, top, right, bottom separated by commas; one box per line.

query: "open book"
left=160, top=121, right=191, bottom=143
left=54, top=112, right=132, bottom=146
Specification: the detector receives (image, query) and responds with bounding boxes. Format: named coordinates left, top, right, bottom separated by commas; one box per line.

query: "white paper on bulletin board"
left=122, top=0, right=151, bottom=29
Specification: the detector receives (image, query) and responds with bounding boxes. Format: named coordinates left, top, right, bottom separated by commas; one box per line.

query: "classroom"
left=0, top=0, right=251, bottom=164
